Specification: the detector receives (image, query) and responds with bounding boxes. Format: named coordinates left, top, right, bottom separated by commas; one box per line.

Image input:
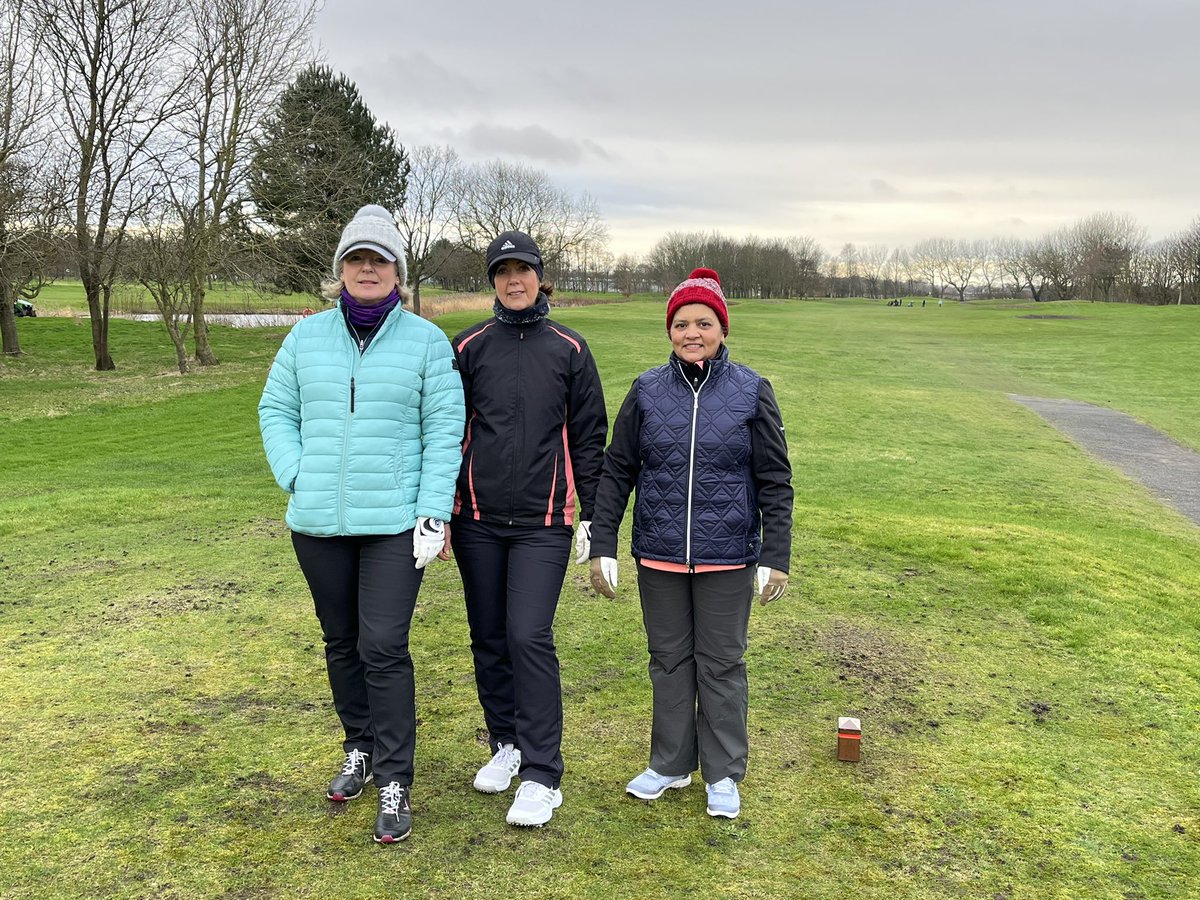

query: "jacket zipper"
left=508, top=330, right=524, bottom=524
left=680, top=361, right=707, bottom=570
left=340, top=311, right=385, bottom=531
left=339, top=348, right=359, bottom=532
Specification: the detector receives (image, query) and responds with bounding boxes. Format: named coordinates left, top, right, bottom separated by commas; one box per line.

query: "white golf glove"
left=413, top=517, right=445, bottom=569
left=756, top=565, right=788, bottom=605
left=574, top=521, right=592, bottom=564
left=590, top=557, right=618, bottom=598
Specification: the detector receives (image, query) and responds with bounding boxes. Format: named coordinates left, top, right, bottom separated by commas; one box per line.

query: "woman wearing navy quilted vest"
left=449, top=231, right=608, bottom=827
left=588, top=267, right=793, bottom=820
left=258, top=205, right=465, bottom=844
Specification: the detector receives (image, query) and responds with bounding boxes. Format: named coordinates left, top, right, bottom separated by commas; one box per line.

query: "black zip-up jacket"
left=451, top=307, right=607, bottom=527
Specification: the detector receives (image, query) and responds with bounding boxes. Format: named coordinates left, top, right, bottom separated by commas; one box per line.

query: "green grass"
left=1, top=299, right=1198, bottom=898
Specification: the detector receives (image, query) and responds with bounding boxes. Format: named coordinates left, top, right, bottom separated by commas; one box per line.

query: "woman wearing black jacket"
left=589, top=267, right=793, bottom=821
left=449, top=231, right=607, bottom=827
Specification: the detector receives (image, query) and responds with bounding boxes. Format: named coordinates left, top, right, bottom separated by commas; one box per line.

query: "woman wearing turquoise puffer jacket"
left=258, top=205, right=464, bottom=844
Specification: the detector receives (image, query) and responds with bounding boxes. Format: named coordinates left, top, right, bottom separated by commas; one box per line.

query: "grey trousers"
left=635, top=563, right=754, bottom=784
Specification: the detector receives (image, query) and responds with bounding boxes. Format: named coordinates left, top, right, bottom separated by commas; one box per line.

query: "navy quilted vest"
left=632, top=351, right=762, bottom=566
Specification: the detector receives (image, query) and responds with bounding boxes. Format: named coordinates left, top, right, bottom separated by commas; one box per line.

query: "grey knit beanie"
left=333, top=204, right=407, bottom=284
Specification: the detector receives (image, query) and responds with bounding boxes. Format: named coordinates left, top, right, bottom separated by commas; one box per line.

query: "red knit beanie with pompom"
left=665, top=267, right=729, bottom=335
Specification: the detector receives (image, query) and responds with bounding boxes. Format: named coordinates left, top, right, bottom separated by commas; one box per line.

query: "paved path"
left=1010, top=395, right=1200, bottom=527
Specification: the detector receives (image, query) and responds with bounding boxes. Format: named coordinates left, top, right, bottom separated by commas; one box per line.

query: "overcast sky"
left=314, top=0, right=1200, bottom=257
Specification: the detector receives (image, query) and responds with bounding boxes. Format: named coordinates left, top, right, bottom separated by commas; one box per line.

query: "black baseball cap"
left=486, top=231, right=544, bottom=284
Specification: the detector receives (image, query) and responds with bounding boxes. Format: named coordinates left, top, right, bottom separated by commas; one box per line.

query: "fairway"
left=1, top=299, right=1197, bottom=899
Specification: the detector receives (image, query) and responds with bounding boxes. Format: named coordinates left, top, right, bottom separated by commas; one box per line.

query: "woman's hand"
left=590, top=557, right=618, bottom=598
left=438, top=520, right=453, bottom=561
left=756, top=566, right=788, bottom=605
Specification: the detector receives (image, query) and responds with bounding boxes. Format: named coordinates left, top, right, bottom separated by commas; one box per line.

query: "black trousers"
left=635, top=563, right=754, bottom=784
left=292, top=530, right=423, bottom=786
left=451, top=518, right=571, bottom=789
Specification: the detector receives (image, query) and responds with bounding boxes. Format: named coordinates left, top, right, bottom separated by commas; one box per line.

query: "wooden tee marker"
left=837, top=717, right=861, bottom=762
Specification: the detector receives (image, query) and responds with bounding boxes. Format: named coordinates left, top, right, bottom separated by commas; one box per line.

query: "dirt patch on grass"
left=189, top=691, right=319, bottom=725
left=562, top=667, right=627, bottom=699
left=1026, top=700, right=1053, bottom=723
left=815, top=619, right=925, bottom=733
left=225, top=771, right=300, bottom=818
left=100, top=578, right=246, bottom=624
left=818, top=620, right=921, bottom=695
left=238, top=517, right=288, bottom=538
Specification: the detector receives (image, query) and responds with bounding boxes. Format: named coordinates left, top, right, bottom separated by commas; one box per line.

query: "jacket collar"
left=670, top=343, right=728, bottom=386
left=493, top=292, right=550, bottom=327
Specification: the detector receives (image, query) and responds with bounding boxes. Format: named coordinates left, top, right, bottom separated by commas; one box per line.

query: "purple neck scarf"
left=341, top=288, right=401, bottom=329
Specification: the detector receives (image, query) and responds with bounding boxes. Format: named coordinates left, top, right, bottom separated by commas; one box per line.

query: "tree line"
left=600, top=212, right=1200, bottom=306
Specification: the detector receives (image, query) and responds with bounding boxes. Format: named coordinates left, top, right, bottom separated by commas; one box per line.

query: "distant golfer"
left=448, top=230, right=608, bottom=827
left=258, top=204, right=464, bottom=843
left=589, top=267, right=794, bottom=820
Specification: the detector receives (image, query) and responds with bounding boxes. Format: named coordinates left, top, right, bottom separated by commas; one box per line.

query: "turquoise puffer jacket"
left=258, top=306, right=465, bottom=536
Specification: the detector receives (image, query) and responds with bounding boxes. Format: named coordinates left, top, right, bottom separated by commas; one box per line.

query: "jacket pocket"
left=391, top=444, right=406, bottom=491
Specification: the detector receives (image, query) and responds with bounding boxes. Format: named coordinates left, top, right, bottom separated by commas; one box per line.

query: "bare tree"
left=1164, top=218, right=1200, bottom=305
left=786, top=236, right=824, bottom=298
left=1072, top=211, right=1146, bottom=302
left=125, top=215, right=194, bottom=372
left=1031, top=227, right=1084, bottom=301
left=858, top=244, right=888, bottom=299
left=35, top=0, right=185, bottom=370
left=1130, top=240, right=1176, bottom=305
left=837, top=243, right=860, bottom=297
left=611, top=254, right=640, bottom=296
left=995, top=237, right=1028, bottom=298
left=885, top=247, right=910, bottom=298
left=909, top=239, right=942, bottom=297
left=932, top=238, right=981, bottom=302
left=397, top=144, right=462, bottom=315
left=455, top=159, right=607, bottom=278
left=974, top=238, right=1001, bottom=298
left=0, top=0, right=59, bottom=356
left=647, top=232, right=704, bottom=294
left=160, top=0, right=316, bottom=365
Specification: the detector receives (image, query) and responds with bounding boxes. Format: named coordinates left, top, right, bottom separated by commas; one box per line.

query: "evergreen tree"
left=248, top=64, right=408, bottom=294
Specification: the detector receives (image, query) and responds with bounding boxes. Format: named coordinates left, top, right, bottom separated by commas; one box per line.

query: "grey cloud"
left=457, top=124, right=609, bottom=166
left=581, top=139, right=613, bottom=162
left=869, top=179, right=901, bottom=200
left=341, top=50, right=486, bottom=115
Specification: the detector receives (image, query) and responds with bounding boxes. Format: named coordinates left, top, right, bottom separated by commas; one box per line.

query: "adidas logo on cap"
left=500, top=240, right=516, bottom=250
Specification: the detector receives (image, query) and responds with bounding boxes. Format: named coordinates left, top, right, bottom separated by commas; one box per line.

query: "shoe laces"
left=341, top=748, right=369, bottom=776
left=491, top=744, right=517, bottom=769
left=516, top=781, right=553, bottom=803
left=709, top=777, right=736, bottom=796
left=380, top=781, right=406, bottom=815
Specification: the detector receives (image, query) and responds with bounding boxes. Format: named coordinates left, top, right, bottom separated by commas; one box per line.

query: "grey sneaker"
left=626, top=768, right=692, bottom=800
left=506, top=780, right=563, bottom=826
left=474, top=743, right=521, bottom=793
left=705, top=778, right=740, bottom=819
left=327, top=748, right=372, bottom=802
